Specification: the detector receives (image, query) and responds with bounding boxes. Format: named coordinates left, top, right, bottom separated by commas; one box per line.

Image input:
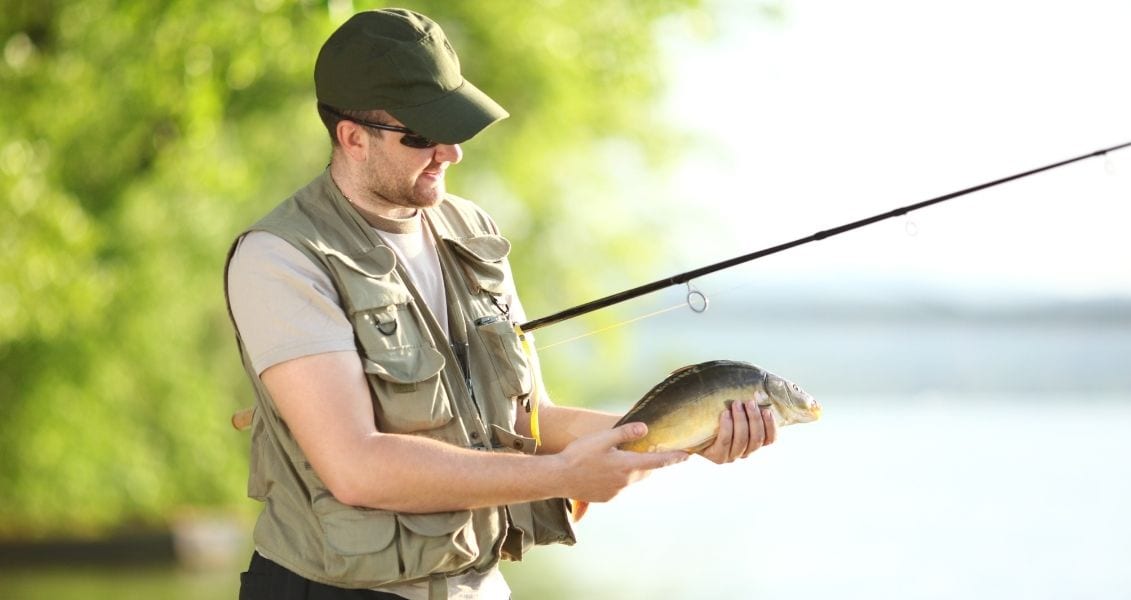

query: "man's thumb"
left=611, top=421, right=648, bottom=445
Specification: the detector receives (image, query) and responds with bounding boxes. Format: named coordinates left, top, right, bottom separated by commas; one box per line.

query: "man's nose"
left=434, top=143, right=462, bottom=164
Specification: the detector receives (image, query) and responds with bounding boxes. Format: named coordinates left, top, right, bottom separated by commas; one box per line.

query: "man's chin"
left=413, top=184, right=445, bottom=207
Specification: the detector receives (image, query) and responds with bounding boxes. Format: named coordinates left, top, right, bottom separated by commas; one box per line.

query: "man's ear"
left=336, top=120, right=369, bottom=162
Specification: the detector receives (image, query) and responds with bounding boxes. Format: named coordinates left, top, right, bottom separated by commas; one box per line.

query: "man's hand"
left=698, top=400, right=777, bottom=464
left=554, top=423, right=688, bottom=503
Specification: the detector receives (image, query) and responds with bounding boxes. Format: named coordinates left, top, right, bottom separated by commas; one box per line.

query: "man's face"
left=358, top=118, right=462, bottom=213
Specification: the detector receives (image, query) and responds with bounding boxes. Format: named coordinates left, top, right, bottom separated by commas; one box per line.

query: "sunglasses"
left=318, top=103, right=438, bottom=149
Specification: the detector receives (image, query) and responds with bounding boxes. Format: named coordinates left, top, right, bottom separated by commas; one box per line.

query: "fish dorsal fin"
left=669, top=364, right=698, bottom=377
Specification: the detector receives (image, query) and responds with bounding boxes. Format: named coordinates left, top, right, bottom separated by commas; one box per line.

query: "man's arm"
left=260, top=350, right=687, bottom=514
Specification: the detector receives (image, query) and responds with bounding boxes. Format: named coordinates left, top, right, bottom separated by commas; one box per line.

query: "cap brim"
left=387, top=80, right=509, bottom=145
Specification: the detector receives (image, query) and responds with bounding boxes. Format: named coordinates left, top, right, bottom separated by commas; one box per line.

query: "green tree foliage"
left=0, top=0, right=706, bottom=536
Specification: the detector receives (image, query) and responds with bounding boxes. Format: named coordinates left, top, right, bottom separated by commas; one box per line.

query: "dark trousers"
left=239, top=552, right=407, bottom=600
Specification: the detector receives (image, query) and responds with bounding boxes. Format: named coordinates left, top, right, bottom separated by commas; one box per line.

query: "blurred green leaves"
left=1, top=0, right=708, bottom=536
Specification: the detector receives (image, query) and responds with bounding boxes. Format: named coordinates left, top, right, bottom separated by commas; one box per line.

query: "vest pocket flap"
left=326, top=249, right=409, bottom=312
left=443, top=236, right=512, bottom=294
left=313, top=495, right=398, bottom=556
left=363, top=346, right=446, bottom=384
left=397, top=510, right=474, bottom=537
left=445, top=235, right=511, bottom=262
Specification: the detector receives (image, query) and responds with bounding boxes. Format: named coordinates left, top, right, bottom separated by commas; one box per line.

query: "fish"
left=569, top=359, right=820, bottom=521
left=615, top=359, right=821, bottom=453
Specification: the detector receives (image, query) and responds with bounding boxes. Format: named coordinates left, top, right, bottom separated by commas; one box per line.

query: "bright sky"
left=659, top=0, right=1131, bottom=298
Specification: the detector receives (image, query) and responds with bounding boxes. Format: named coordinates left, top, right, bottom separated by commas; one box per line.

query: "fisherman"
left=225, top=8, right=778, bottom=599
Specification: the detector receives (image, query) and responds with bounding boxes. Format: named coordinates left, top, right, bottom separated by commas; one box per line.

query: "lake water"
left=504, top=394, right=1131, bottom=599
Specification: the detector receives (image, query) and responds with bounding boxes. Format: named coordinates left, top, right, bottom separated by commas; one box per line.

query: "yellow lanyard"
left=513, top=322, right=541, bottom=450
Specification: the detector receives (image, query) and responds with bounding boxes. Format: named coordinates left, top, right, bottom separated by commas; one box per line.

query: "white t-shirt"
left=226, top=213, right=510, bottom=599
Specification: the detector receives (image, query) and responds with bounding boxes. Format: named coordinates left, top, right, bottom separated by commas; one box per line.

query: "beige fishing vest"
left=224, top=170, right=575, bottom=591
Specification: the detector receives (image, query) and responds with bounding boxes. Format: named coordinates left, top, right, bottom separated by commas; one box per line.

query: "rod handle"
left=231, top=407, right=255, bottom=431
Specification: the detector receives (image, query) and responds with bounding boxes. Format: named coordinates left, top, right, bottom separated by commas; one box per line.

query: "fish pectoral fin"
left=569, top=499, right=590, bottom=522
left=685, top=436, right=717, bottom=455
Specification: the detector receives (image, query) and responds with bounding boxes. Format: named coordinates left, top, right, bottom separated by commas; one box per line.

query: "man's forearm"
left=336, top=417, right=684, bottom=514
left=335, top=432, right=569, bottom=513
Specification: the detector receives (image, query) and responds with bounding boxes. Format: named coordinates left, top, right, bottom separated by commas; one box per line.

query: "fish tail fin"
left=569, top=498, right=589, bottom=522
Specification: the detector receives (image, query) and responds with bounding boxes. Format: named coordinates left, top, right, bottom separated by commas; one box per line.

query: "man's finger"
left=711, top=407, right=734, bottom=462
left=628, top=449, right=689, bottom=471
left=741, top=401, right=767, bottom=458
left=605, top=422, right=648, bottom=448
left=729, top=400, right=750, bottom=462
left=609, top=422, right=688, bottom=468
left=760, top=405, right=777, bottom=446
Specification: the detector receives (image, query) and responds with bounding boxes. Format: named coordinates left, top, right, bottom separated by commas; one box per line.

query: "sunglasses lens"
left=400, top=134, right=437, bottom=149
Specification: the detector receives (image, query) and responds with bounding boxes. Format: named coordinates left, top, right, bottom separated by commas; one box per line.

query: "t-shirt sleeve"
left=227, top=230, right=357, bottom=375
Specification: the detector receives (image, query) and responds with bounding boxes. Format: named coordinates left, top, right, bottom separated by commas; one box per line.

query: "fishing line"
left=534, top=300, right=689, bottom=352
left=536, top=283, right=711, bottom=352
left=519, top=139, right=1131, bottom=334
left=534, top=279, right=740, bottom=352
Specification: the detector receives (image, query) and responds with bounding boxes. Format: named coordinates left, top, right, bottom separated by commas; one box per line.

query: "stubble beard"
left=362, top=158, right=445, bottom=212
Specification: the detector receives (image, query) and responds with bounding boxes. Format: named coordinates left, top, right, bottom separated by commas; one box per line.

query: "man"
left=225, top=9, right=777, bottom=600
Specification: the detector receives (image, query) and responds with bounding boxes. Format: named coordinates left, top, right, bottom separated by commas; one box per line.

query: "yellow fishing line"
left=535, top=301, right=689, bottom=352
left=530, top=278, right=772, bottom=353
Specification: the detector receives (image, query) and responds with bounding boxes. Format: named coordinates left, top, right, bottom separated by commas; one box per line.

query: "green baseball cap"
left=314, top=9, right=508, bottom=144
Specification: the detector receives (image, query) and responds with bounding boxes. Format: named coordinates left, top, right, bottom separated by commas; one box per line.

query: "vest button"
left=470, top=431, right=479, bottom=440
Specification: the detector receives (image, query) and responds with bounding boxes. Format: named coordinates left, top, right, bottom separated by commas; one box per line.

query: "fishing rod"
left=518, top=140, right=1131, bottom=334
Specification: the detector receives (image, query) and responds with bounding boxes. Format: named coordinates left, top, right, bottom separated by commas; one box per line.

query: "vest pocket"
left=326, top=251, right=426, bottom=355
left=312, top=494, right=479, bottom=584
left=474, top=318, right=533, bottom=400
left=363, top=346, right=453, bottom=433
left=313, top=495, right=401, bottom=583
left=397, top=511, right=479, bottom=577
left=351, top=285, right=418, bottom=356
left=502, top=499, right=577, bottom=560
left=528, top=498, right=577, bottom=546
